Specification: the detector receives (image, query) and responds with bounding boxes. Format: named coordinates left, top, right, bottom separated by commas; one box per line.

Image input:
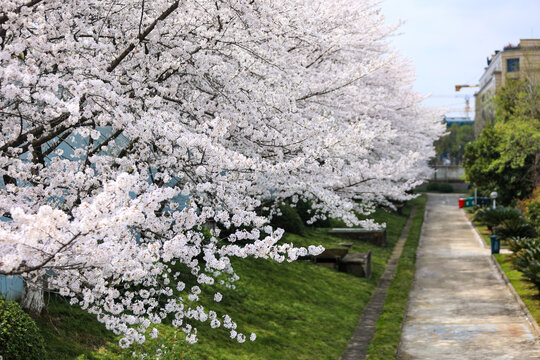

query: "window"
left=507, top=58, right=520, bottom=73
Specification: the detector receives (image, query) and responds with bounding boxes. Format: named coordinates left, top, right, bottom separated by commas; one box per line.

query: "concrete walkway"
left=398, top=193, right=540, bottom=360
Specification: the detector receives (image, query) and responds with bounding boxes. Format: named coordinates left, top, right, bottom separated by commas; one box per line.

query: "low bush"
left=508, top=237, right=540, bottom=256
left=495, top=217, right=537, bottom=240
left=425, top=182, right=453, bottom=193
left=525, top=200, right=540, bottom=230
left=509, top=237, right=540, bottom=293
left=295, top=200, right=331, bottom=228
left=518, top=187, right=540, bottom=231
left=269, top=204, right=305, bottom=235
left=438, top=183, right=454, bottom=193
left=473, top=207, right=523, bottom=233
left=0, top=296, right=46, bottom=360
left=471, top=204, right=482, bottom=212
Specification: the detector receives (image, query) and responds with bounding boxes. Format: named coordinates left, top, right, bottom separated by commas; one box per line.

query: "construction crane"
left=430, top=94, right=474, bottom=118
left=455, top=84, right=479, bottom=92
left=455, top=84, right=479, bottom=118
left=431, top=84, right=480, bottom=118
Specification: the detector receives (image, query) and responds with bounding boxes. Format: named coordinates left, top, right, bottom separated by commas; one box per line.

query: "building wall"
left=474, top=39, right=540, bottom=136
left=475, top=53, right=501, bottom=136
left=0, top=275, right=25, bottom=301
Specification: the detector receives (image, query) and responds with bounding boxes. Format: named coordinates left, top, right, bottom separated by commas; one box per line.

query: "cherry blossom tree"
left=0, top=0, right=444, bottom=347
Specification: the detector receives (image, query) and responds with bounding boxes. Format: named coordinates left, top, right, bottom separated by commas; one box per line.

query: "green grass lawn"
left=494, top=254, right=540, bottom=325
left=35, top=203, right=416, bottom=360
left=365, top=195, right=426, bottom=359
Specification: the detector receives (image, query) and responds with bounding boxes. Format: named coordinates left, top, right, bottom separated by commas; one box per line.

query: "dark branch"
left=0, top=233, right=82, bottom=276
left=107, top=0, right=180, bottom=72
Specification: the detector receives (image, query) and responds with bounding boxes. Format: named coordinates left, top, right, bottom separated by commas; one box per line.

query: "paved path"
left=342, top=207, right=417, bottom=360
left=398, top=193, right=540, bottom=360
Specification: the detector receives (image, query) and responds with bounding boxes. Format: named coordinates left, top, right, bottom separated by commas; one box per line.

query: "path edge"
left=489, top=254, right=540, bottom=339
left=395, top=198, right=429, bottom=359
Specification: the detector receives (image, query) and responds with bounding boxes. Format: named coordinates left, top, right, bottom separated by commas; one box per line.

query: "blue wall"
left=0, top=275, right=25, bottom=301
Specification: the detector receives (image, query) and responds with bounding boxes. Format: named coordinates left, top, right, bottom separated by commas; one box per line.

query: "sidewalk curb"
left=463, top=209, right=540, bottom=339
left=489, top=254, right=540, bottom=339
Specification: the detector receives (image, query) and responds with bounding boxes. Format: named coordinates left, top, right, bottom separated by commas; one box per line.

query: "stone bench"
left=394, top=202, right=406, bottom=214
left=302, top=247, right=371, bottom=278
left=340, top=251, right=372, bottom=278
left=312, top=247, right=350, bottom=270
left=329, top=228, right=386, bottom=247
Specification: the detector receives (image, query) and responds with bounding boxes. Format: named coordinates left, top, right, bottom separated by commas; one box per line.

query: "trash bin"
left=490, top=235, right=500, bottom=254
left=458, top=198, right=465, bottom=208
left=465, top=198, right=474, bottom=207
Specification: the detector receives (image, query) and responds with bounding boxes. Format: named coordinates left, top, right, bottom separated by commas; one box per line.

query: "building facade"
left=474, top=39, right=540, bottom=136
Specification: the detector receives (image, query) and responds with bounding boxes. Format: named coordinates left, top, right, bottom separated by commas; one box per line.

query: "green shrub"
left=0, top=296, right=46, bottom=360
left=425, top=182, right=453, bottom=193
left=473, top=207, right=523, bottom=233
left=437, top=183, right=454, bottom=193
left=494, top=217, right=537, bottom=240
left=270, top=204, right=305, bottom=235
left=294, top=199, right=312, bottom=223
left=328, top=217, right=346, bottom=228
left=508, top=237, right=540, bottom=255
left=510, top=237, right=540, bottom=293
left=525, top=200, right=540, bottom=230
left=295, top=200, right=331, bottom=228
left=471, top=204, right=482, bottom=212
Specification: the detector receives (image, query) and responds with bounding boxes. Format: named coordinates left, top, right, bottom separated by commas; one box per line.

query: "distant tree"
left=434, top=124, right=474, bottom=165
left=494, top=77, right=540, bottom=123
left=464, top=77, right=540, bottom=205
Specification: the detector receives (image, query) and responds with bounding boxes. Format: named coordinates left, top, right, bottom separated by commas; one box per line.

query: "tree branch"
left=1, top=233, right=82, bottom=276
left=107, top=0, right=180, bottom=72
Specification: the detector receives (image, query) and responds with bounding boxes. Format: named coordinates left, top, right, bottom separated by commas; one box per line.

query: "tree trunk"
left=21, top=278, right=45, bottom=316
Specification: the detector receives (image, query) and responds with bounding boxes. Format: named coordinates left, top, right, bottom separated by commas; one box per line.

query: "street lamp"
left=490, top=191, right=498, bottom=209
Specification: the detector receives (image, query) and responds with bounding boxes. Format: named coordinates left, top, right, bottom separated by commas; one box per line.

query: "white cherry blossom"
left=0, top=0, right=443, bottom=347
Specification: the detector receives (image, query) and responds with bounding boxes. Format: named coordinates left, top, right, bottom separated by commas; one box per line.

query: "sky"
left=379, top=0, right=540, bottom=118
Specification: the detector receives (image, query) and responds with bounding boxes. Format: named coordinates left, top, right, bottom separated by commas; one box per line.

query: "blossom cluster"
left=0, top=0, right=444, bottom=347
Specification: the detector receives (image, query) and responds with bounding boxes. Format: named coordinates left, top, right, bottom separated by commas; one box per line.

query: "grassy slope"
left=36, top=205, right=413, bottom=360
left=494, top=254, right=540, bottom=325
left=35, top=294, right=115, bottom=360
left=365, top=195, right=426, bottom=359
